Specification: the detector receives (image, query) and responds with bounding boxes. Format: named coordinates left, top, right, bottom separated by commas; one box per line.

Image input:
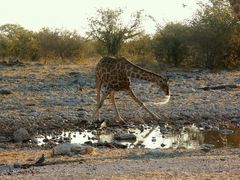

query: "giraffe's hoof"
left=93, top=119, right=102, bottom=124
left=115, top=117, right=127, bottom=124
left=92, top=115, right=100, bottom=123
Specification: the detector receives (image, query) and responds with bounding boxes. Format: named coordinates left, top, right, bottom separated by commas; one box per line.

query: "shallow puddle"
left=36, top=125, right=240, bottom=149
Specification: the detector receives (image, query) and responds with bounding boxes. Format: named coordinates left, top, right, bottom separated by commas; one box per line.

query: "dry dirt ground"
left=0, top=148, right=240, bottom=179
left=0, top=60, right=240, bottom=179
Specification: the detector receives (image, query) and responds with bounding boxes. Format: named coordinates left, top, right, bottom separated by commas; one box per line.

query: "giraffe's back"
left=96, top=57, right=130, bottom=90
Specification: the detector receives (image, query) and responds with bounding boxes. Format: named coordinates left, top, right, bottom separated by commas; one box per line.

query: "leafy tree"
left=87, top=8, right=144, bottom=56
left=190, top=0, right=240, bottom=69
left=0, top=24, right=39, bottom=60
left=120, top=35, right=155, bottom=64
left=38, top=28, right=83, bottom=60
left=0, top=33, right=10, bottom=59
left=152, top=23, right=190, bottom=67
left=78, top=40, right=99, bottom=59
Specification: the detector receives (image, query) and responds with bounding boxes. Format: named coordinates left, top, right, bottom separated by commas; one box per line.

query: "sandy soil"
left=1, top=148, right=240, bottom=179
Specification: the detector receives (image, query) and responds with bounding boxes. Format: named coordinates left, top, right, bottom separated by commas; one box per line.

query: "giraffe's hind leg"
left=127, top=88, right=160, bottom=120
left=109, top=91, right=126, bottom=123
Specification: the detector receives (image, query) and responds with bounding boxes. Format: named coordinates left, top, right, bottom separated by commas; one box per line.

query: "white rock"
left=53, top=143, right=95, bottom=156
left=53, top=143, right=73, bottom=156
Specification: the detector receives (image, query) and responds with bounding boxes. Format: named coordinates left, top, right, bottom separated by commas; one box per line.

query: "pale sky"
left=0, top=0, right=206, bottom=35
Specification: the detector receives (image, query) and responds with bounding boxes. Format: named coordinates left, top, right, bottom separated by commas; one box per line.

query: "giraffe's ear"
left=165, top=77, right=169, bottom=82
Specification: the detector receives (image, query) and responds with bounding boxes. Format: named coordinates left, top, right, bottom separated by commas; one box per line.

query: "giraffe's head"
left=161, top=78, right=170, bottom=96
left=158, top=77, right=170, bottom=96
left=154, top=77, right=170, bottom=105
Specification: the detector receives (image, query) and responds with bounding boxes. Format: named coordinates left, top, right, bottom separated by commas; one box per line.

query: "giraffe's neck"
left=123, top=60, right=165, bottom=84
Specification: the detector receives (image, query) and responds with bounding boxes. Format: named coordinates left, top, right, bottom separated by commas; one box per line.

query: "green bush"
left=152, top=23, right=191, bottom=67
left=37, top=28, right=83, bottom=60
left=0, top=24, right=39, bottom=61
left=189, top=0, right=240, bottom=69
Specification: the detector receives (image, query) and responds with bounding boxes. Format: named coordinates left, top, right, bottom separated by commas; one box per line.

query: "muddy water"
left=36, top=125, right=240, bottom=149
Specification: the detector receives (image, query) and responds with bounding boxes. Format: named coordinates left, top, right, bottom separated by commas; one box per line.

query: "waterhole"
left=36, top=125, right=240, bottom=149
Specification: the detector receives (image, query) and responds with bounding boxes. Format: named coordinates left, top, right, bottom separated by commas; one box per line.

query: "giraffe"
left=93, top=56, right=170, bottom=123
left=229, top=0, right=240, bottom=19
left=92, top=1, right=239, bottom=124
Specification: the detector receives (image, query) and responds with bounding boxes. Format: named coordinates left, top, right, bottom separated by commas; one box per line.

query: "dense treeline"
left=0, top=0, right=239, bottom=69
left=0, top=25, right=97, bottom=62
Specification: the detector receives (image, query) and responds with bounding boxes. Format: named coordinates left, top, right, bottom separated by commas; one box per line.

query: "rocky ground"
left=0, top=61, right=239, bottom=136
left=0, top=60, right=240, bottom=179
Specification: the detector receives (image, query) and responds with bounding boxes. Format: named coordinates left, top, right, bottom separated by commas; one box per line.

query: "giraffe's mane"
left=121, top=57, right=167, bottom=81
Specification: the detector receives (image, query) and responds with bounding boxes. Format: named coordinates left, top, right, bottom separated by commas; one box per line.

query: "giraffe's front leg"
left=95, top=84, right=101, bottom=121
left=127, top=89, right=161, bottom=121
left=109, top=91, right=126, bottom=124
left=92, top=89, right=110, bottom=123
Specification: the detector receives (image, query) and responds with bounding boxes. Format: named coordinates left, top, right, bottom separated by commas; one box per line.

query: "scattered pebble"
left=219, top=129, right=234, bottom=135
left=53, top=143, right=95, bottom=156
left=13, top=128, right=30, bottom=143
left=0, top=88, right=12, bottom=95
left=114, top=133, right=137, bottom=141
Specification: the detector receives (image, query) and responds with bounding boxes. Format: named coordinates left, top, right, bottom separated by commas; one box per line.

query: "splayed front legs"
left=93, top=87, right=161, bottom=123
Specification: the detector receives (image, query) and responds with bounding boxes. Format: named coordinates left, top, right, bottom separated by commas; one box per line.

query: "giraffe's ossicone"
left=93, top=56, right=170, bottom=123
